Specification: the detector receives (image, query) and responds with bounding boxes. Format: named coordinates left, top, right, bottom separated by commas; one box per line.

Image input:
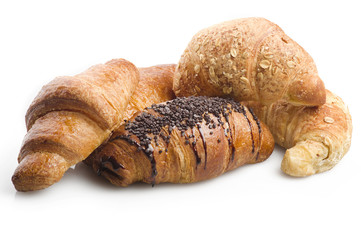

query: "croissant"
left=122, top=64, right=176, bottom=121
left=86, top=97, right=274, bottom=186
left=173, top=17, right=326, bottom=106
left=12, top=59, right=140, bottom=191
left=84, top=64, right=176, bottom=166
left=245, top=90, right=352, bottom=176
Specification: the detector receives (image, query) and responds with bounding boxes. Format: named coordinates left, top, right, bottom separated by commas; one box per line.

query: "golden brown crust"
left=173, top=17, right=326, bottom=106
left=83, top=64, right=176, bottom=167
left=12, top=152, right=68, bottom=192
left=245, top=90, right=352, bottom=176
left=12, top=59, right=140, bottom=191
left=122, top=64, right=176, bottom=120
left=86, top=100, right=274, bottom=187
left=26, top=59, right=139, bottom=130
left=19, top=111, right=109, bottom=165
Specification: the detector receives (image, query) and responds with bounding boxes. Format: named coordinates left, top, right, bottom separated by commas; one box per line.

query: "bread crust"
left=83, top=64, right=177, bottom=172
left=174, top=17, right=326, bottom=106
left=12, top=59, right=140, bottom=191
left=87, top=98, right=274, bottom=187
left=122, top=64, right=176, bottom=120
left=245, top=90, right=352, bottom=176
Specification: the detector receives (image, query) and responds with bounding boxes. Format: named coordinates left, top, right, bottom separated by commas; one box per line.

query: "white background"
left=1, top=0, right=360, bottom=239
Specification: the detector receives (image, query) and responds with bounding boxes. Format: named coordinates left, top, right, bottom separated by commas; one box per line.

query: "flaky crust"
left=245, top=90, right=352, bottom=176
left=122, top=64, right=176, bottom=120
left=174, top=17, right=326, bottom=106
left=86, top=101, right=274, bottom=187
left=25, top=59, right=138, bottom=130
left=12, top=59, right=140, bottom=191
left=83, top=64, right=176, bottom=168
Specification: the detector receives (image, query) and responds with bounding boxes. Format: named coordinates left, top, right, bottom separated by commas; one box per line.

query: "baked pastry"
left=122, top=64, right=176, bottom=120
left=11, top=17, right=349, bottom=191
left=12, top=59, right=140, bottom=191
left=245, top=90, right=352, bottom=176
left=86, top=97, right=274, bottom=186
left=173, top=17, right=326, bottom=106
left=84, top=63, right=176, bottom=170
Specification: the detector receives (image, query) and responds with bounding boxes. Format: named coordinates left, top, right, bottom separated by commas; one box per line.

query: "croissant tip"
left=287, top=77, right=326, bottom=107
left=11, top=168, right=60, bottom=192
left=281, top=149, right=316, bottom=177
left=12, top=153, right=68, bottom=192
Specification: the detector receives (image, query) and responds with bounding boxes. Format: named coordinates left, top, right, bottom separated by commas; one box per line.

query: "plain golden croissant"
left=12, top=59, right=140, bottom=191
left=173, top=17, right=326, bottom=106
left=245, top=90, right=352, bottom=176
left=121, top=64, right=176, bottom=121
left=86, top=97, right=274, bottom=186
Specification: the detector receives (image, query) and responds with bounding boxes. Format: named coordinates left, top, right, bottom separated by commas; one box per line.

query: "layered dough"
left=13, top=59, right=139, bottom=191
left=245, top=90, right=352, bottom=176
left=174, top=17, right=326, bottom=106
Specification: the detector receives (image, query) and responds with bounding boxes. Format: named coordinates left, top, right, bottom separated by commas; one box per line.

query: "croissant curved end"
left=281, top=140, right=329, bottom=177
left=286, top=76, right=326, bottom=106
left=12, top=153, right=68, bottom=191
left=282, top=149, right=316, bottom=177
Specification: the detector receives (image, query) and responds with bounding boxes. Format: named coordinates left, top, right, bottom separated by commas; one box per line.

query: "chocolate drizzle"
left=191, top=128, right=201, bottom=167
left=104, top=96, right=257, bottom=185
left=231, top=148, right=235, bottom=162
left=241, top=108, right=255, bottom=153
left=197, top=125, right=207, bottom=169
left=224, top=113, right=235, bottom=162
left=249, top=108, right=262, bottom=161
left=114, top=134, right=141, bottom=148
left=112, top=134, right=158, bottom=185
left=97, top=156, right=125, bottom=176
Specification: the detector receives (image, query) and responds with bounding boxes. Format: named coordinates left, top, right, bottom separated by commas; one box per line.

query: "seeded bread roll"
left=245, top=90, right=352, bottom=176
left=173, top=17, right=326, bottom=106
left=12, top=59, right=140, bottom=191
left=86, top=97, right=274, bottom=186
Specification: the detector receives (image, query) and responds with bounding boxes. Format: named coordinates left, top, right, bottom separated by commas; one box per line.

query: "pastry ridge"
left=86, top=97, right=274, bottom=186
left=12, top=59, right=140, bottom=191
left=245, top=90, right=352, bottom=176
left=173, top=17, right=326, bottom=106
